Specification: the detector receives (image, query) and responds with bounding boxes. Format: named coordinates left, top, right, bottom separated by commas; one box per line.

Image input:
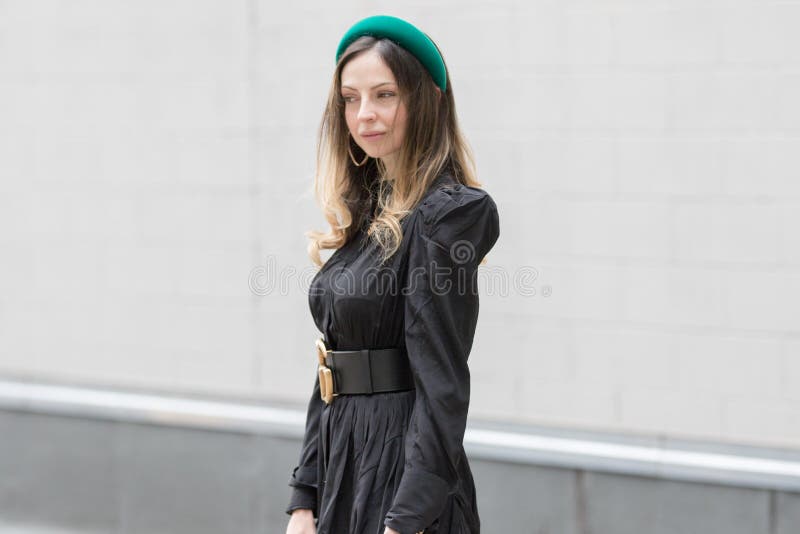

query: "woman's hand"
left=383, top=528, right=400, bottom=534
left=286, top=508, right=316, bottom=534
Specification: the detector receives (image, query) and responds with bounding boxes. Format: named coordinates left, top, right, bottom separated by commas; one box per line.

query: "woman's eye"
left=340, top=93, right=394, bottom=103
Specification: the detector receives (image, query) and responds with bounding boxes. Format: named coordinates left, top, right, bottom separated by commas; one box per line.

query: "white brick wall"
left=1, top=0, right=799, bottom=449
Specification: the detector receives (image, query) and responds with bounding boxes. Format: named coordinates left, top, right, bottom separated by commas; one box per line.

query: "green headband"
left=335, top=15, right=447, bottom=92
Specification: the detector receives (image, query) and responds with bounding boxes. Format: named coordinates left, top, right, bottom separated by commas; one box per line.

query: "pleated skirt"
left=315, top=390, right=479, bottom=534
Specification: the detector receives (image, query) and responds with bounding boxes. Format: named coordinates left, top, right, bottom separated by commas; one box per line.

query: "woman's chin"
left=366, top=151, right=386, bottom=160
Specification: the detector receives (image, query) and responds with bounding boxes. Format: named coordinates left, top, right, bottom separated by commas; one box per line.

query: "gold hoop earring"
left=348, top=133, right=369, bottom=167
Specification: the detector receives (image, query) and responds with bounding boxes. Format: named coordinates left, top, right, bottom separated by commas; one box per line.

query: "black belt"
left=315, top=338, right=415, bottom=404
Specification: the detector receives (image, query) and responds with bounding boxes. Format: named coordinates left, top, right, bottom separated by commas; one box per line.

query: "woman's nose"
left=357, top=98, right=377, bottom=121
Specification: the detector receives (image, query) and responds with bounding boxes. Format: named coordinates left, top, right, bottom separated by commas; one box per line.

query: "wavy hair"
left=305, top=34, right=484, bottom=268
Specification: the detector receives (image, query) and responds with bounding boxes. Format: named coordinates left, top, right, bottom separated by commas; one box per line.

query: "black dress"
left=285, top=173, right=500, bottom=534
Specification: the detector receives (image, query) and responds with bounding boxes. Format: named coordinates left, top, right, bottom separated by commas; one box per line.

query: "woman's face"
left=340, top=49, right=408, bottom=170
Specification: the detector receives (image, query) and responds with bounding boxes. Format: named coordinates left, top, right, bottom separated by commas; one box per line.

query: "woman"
left=285, top=15, right=500, bottom=534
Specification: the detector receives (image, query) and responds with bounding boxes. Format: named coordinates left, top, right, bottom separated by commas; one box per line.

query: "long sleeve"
left=384, top=186, right=500, bottom=534
left=285, top=367, right=324, bottom=518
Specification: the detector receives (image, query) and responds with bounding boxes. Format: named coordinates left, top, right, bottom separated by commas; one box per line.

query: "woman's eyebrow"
left=341, top=82, right=395, bottom=90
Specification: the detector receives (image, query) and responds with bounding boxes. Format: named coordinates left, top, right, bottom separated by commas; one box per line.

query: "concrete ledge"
left=2, top=376, right=799, bottom=493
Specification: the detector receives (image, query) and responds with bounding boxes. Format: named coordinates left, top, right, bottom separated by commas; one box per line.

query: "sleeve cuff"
left=384, top=467, right=450, bottom=533
left=286, top=464, right=318, bottom=518
left=285, top=484, right=317, bottom=518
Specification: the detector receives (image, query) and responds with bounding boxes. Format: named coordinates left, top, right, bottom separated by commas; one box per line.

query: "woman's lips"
left=362, top=133, right=385, bottom=141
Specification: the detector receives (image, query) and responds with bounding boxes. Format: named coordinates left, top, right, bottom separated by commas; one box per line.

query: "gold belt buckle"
left=316, top=337, right=335, bottom=404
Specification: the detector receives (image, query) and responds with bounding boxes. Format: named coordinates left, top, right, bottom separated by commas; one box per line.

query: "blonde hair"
left=306, top=35, right=484, bottom=268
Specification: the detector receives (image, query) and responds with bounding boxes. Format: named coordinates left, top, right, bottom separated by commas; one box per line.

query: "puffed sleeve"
left=384, top=185, right=500, bottom=534
left=285, top=369, right=323, bottom=518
